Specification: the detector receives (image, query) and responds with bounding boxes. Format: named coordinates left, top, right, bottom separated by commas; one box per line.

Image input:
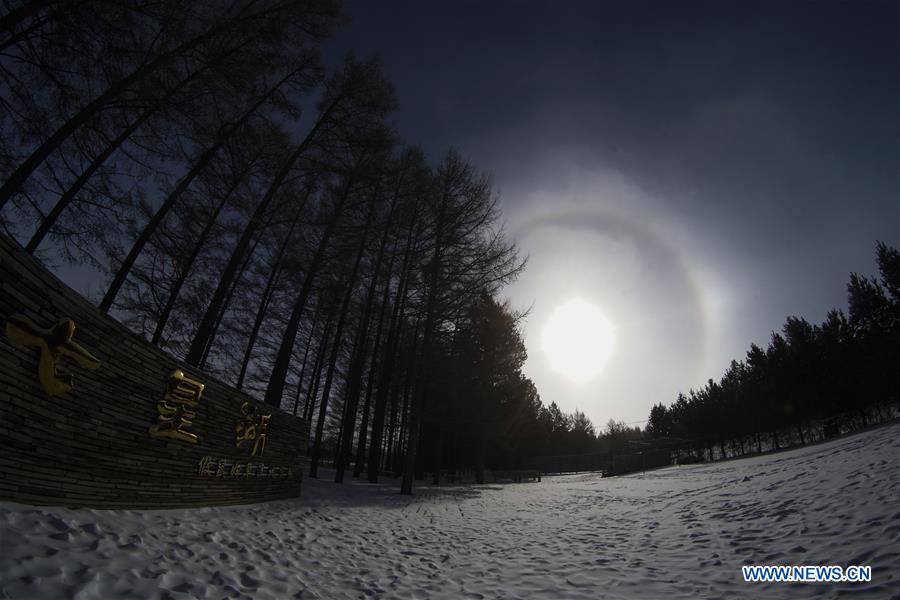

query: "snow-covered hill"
left=2, top=422, right=898, bottom=599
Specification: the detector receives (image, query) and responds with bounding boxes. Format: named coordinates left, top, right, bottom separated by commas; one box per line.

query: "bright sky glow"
left=542, top=298, right=615, bottom=383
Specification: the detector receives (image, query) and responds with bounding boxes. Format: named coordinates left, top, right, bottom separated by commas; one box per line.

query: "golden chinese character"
left=149, top=370, right=204, bottom=443
left=235, top=401, right=271, bottom=457
left=5, top=315, right=101, bottom=396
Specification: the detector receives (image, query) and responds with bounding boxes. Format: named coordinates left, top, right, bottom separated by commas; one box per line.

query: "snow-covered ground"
left=1, top=422, right=898, bottom=600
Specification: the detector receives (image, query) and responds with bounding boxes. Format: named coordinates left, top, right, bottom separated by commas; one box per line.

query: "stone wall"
left=0, top=234, right=308, bottom=508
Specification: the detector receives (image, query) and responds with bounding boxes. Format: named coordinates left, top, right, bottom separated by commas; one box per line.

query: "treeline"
left=377, top=293, right=647, bottom=483
left=645, top=243, right=900, bottom=462
left=0, top=1, right=542, bottom=493
left=525, top=405, right=644, bottom=458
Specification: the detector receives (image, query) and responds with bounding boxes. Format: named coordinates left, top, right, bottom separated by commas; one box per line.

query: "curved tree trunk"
left=309, top=197, right=376, bottom=477
left=335, top=186, right=399, bottom=483
left=0, top=4, right=268, bottom=211
left=197, top=224, right=269, bottom=369
left=186, top=95, right=341, bottom=366
left=353, top=243, right=398, bottom=477
left=26, top=109, right=152, bottom=253
left=393, top=333, right=418, bottom=478
left=0, top=0, right=63, bottom=43
left=0, top=2, right=71, bottom=54
left=25, top=42, right=248, bottom=254
left=150, top=166, right=251, bottom=345
left=99, top=66, right=307, bottom=312
left=236, top=184, right=315, bottom=388
left=261, top=165, right=355, bottom=406
left=290, top=296, right=322, bottom=416
left=401, top=193, right=446, bottom=495
left=307, top=283, right=353, bottom=478
left=303, top=297, right=339, bottom=423
left=367, top=207, right=419, bottom=482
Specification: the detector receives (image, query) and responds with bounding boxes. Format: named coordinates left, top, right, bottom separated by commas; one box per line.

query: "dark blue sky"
left=326, top=1, right=899, bottom=425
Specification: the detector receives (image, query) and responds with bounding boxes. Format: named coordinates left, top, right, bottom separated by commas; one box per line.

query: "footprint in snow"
left=240, top=571, right=260, bottom=589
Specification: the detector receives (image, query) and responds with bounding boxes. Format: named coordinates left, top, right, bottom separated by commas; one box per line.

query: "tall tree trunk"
left=26, top=109, right=152, bottom=253
left=99, top=66, right=307, bottom=312
left=366, top=271, right=410, bottom=482
left=304, top=298, right=339, bottom=423
left=335, top=187, right=398, bottom=483
left=308, top=197, right=376, bottom=479
left=198, top=216, right=273, bottom=369
left=383, top=363, right=400, bottom=476
left=24, top=41, right=247, bottom=254
left=0, top=1, right=288, bottom=210
left=0, top=1, right=71, bottom=53
left=236, top=185, right=314, bottom=389
left=395, top=372, right=412, bottom=479
left=414, top=425, right=426, bottom=481
left=291, top=297, right=323, bottom=416
left=185, top=128, right=329, bottom=366
left=391, top=327, right=418, bottom=478
left=0, top=0, right=64, bottom=43
left=352, top=354, right=376, bottom=478
left=401, top=193, right=446, bottom=494
left=475, top=429, right=487, bottom=484
left=262, top=162, right=357, bottom=406
left=190, top=90, right=347, bottom=372
left=432, top=424, right=444, bottom=485
left=308, top=276, right=359, bottom=477
left=367, top=209, right=419, bottom=483
left=307, top=311, right=345, bottom=479
left=353, top=249, right=397, bottom=477
left=151, top=166, right=251, bottom=345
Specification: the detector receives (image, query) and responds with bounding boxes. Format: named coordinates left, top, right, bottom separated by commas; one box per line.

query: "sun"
left=542, top=298, right=615, bottom=382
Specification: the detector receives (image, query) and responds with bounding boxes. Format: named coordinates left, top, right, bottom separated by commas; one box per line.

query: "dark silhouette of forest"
left=2, top=2, right=896, bottom=492
left=0, top=0, right=574, bottom=493
left=644, top=242, right=899, bottom=462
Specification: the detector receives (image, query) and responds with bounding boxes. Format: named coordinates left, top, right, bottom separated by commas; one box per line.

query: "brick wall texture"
left=0, top=233, right=308, bottom=508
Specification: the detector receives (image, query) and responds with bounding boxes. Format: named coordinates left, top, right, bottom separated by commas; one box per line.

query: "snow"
left=1, top=422, right=898, bottom=599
